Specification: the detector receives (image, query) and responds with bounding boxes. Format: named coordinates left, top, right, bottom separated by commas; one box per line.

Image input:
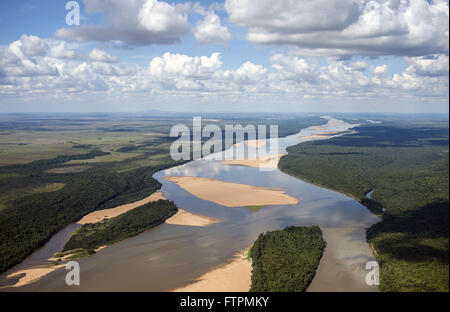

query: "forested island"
left=57, top=199, right=178, bottom=259
left=250, top=225, right=326, bottom=292
left=279, top=118, right=449, bottom=291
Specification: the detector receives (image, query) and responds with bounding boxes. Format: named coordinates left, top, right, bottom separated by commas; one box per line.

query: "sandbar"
left=315, top=131, right=347, bottom=136
left=172, top=248, right=252, bottom=292
left=166, top=208, right=220, bottom=227
left=301, top=134, right=329, bottom=140
left=77, top=191, right=167, bottom=224
left=245, top=140, right=266, bottom=147
left=222, top=154, right=284, bottom=169
left=163, top=176, right=299, bottom=207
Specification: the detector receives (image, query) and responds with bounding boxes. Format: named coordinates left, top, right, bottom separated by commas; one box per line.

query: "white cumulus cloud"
left=55, top=0, right=191, bottom=46
left=225, top=0, right=449, bottom=57
left=88, top=48, right=118, bottom=63
left=194, top=11, right=231, bottom=44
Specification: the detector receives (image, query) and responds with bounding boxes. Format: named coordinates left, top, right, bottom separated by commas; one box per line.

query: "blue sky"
left=0, top=0, right=448, bottom=113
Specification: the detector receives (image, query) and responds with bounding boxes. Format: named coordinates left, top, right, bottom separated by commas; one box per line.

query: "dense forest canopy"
left=279, top=120, right=449, bottom=291
left=250, top=226, right=325, bottom=292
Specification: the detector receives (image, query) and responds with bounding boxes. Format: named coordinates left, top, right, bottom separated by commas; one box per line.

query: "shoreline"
left=172, top=247, right=252, bottom=292
left=278, top=163, right=380, bottom=218
left=166, top=208, right=221, bottom=227
left=0, top=190, right=219, bottom=289
left=77, top=191, right=167, bottom=224
left=221, top=154, right=284, bottom=169
left=278, top=143, right=383, bottom=291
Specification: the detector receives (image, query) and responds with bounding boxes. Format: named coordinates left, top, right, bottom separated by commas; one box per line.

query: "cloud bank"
left=225, top=0, right=449, bottom=57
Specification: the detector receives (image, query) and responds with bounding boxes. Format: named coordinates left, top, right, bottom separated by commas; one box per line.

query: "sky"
left=0, top=0, right=448, bottom=113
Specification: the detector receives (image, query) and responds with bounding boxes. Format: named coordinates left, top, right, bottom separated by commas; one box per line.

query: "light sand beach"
left=4, top=243, right=110, bottom=289
left=166, top=208, right=220, bottom=227
left=315, top=131, right=347, bottom=136
left=2, top=190, right=219, bottom=288
left=172, top=248, right=252, bottom=292
left=2, top=265, right=64, bottom=288
left=163, top=176, right=299, bottom=207
left=301, top=134, right=329, bottom=140
left=245, top=140, right=266, bottom=147
left=78, top=191, right=167, bottom=224
left=222, top=154, right=284, bottom=169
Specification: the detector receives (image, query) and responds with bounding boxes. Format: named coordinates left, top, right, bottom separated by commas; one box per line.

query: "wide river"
left=1, top=117, right=380, bottom=291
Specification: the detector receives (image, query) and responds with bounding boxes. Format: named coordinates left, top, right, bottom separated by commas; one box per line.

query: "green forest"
left=279, top=119, right=449, bottom=291
left=0, top=150, right=182, bottom=273
left=250, top=225, right=326, bottom=292
left=60, top=199, right=177, bottom=257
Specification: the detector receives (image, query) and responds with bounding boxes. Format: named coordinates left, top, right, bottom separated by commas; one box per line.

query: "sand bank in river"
left=78, top=191, right=167, bottom=224
left=301, top=134, right=329, bottom=140
left=3, top=244, right=111, bottom=288
left=222, top=154, right=284, bottom=169
left=1, top=265, right=64, bottom=288
left=79, top=190, right=217, bottom=227
left=1, top=190, right=220, bottom=289
left=315, top=131, right=347, bottom=136
left=163, top=176, right=299, bottom=207
left=301, top=130, right=356, bottom=140
left=172, top=248, right=252, bottom=292
left=234, top=140, right=267, bottom=148
left=245, top=140, right=266, bottom=147
left=166, top=208, right=220, bottom=227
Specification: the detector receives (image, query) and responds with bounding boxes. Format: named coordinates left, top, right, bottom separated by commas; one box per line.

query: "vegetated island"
left=278, top=120, right=449, bottom=292
left=250, top=225, right=326, bottom=292
left=56, top=199, right=178, bottom=260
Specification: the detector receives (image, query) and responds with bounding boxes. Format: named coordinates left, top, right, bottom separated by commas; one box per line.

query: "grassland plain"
left=279, top=115, right=449, bottom=291
left=0, top=113, right=324, bottom=275
left=250, top=226, right=326, bottom=292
